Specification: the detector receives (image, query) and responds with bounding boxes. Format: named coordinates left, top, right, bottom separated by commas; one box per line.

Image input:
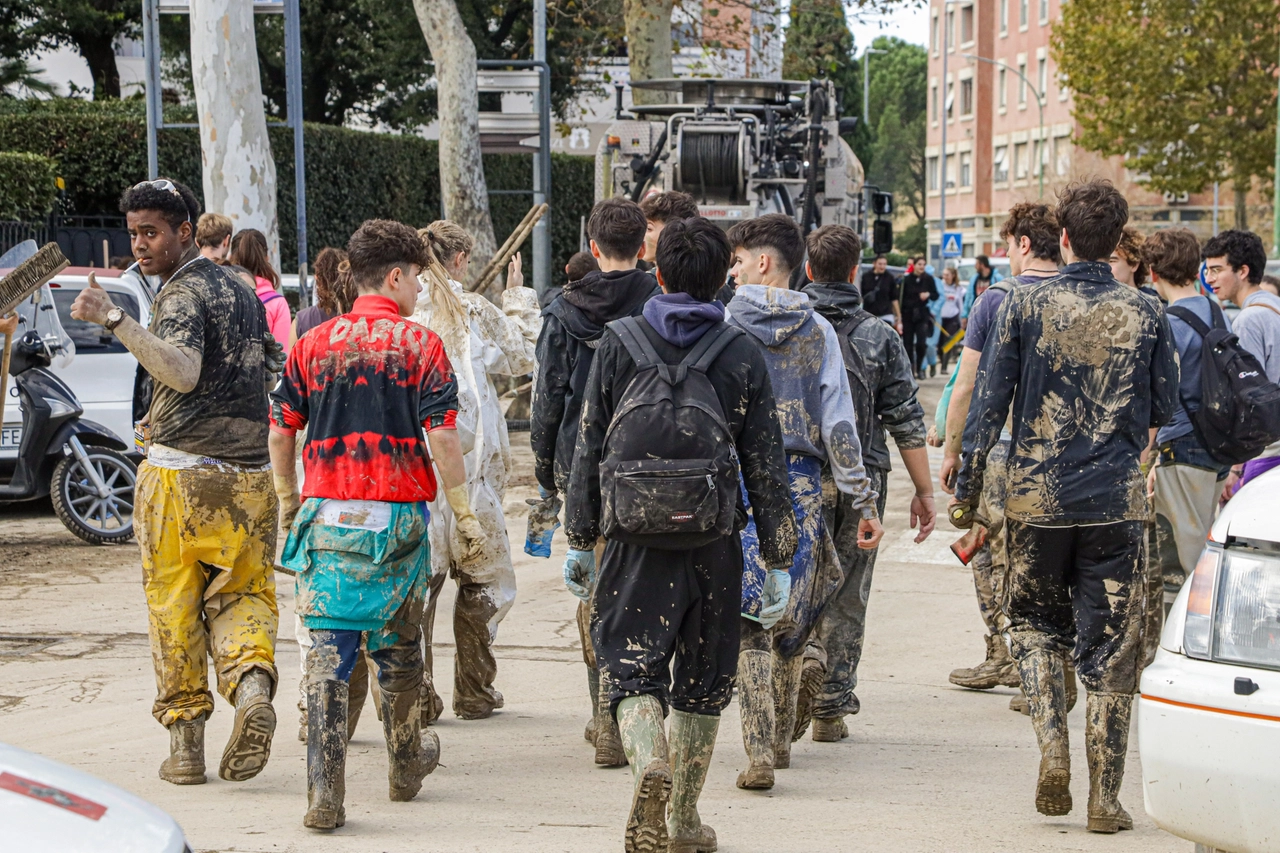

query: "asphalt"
left=0, top=373, right=1188, bottom=852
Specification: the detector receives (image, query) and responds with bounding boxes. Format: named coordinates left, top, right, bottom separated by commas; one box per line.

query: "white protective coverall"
left=411, top=279, right=540, bottom=719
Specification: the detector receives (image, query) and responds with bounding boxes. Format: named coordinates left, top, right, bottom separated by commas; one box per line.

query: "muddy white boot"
left=380, top=686, right=440, bottom=802
left=1020, top=650, right=1072, bottom=816
left=772, top=652, right=802, bottom=770
left=950, top=634, right=1020, bottom=689
left=811, top=716, right=849, bottom=742
left=668, top=710, right=719, bottom=853
left=594, top=672, right=628, bottom=767
left=220, top=668, right=276, bottom=782
left=616, top=695, right=671, bottom=853
left=159, top=714, right=206, bottom=785
left=1086, top=692, right=1134, bottom=833
left=303, top=680, right=347, bottom=830
left=735, top=649, right=775, bottom=790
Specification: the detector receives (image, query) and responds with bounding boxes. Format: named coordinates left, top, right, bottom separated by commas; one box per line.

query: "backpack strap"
left=611, top=316, right=679, bottom=384
left=260, top=291, right=283, bottom=305
left=987, top=280, right=1013, bottom=295
left=834, top=310, right=875, bottom=339
left=685, top=323, right=743, bottom=375
left=1167, top=304, right=1213, bottom=338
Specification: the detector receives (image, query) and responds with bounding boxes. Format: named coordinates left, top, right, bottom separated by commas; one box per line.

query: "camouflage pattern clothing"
left=955, top=260, right=1178, bottom=694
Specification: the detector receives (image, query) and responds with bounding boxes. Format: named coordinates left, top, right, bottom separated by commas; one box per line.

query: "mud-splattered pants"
left=1150, top=436, right=1227, bottom=595
left=810, top=467, right=888, bottom=719
left=306, top=591, right=427, bottom=695
left=592, top=535, right=744, bottom=716
left=135, top=462, right=279, bottom=726
left=1005, top=519, right=1144, bottom=694
left=970, top=440, right=1011, bottom=637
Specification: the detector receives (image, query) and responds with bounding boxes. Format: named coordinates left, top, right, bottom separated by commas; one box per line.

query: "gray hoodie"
left=727, top=284, right=879, bottom=519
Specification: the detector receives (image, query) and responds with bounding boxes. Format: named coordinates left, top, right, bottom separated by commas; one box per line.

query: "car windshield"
left=51, top=289, right=141, bottom=355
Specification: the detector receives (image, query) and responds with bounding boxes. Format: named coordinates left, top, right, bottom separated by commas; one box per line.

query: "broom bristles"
left=0, top=242, right=70, bottom=315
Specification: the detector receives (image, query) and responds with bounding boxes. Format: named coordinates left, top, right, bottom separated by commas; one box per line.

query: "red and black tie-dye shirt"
left=269, top=294, right=459, bottom=502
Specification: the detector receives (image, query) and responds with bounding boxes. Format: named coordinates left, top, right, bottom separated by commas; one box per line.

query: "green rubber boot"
left=616, top=695, right=671, bottom=853
left=668, top=710, right=719, bottom=853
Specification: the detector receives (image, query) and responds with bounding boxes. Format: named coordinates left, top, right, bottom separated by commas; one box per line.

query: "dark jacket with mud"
left=531, top=268, right=661, bottom=494
left=565, top=296, right=798, bottom=569
left=726, top=285, right=879, bottom=519
left=954, top=261, right=1179, bottom=525
left=804, top=281, right=927, bottom=473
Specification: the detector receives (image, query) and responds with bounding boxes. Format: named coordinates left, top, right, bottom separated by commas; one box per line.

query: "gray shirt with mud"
left=727, top=284, right=879, bottom=519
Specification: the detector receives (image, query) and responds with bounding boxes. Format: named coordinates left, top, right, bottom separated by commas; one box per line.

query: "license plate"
left=0, top=424, right=21, bottom=449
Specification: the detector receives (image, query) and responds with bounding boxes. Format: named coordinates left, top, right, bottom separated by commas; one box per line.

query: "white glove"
left=563, top=549, right=596, bottom=603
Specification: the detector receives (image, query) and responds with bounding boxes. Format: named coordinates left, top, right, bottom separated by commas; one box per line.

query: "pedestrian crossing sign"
left=942, top=232, right=963, bottom=258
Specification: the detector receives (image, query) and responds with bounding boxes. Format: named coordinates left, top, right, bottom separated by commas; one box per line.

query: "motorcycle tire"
left=50, top=447, right=137, bottom=546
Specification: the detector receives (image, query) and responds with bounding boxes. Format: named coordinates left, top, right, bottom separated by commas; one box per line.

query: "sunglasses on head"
left=132, top=180, right=193, bottom=225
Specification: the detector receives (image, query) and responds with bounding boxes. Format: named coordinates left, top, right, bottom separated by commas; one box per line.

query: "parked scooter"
left=1, top=253, right=136, bottom=544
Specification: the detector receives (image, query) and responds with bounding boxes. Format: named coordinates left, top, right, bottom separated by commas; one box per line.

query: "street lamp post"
left=963, top=53, right=1046, bottom=199
left=939, top=0, right=956, bottom=261
left=863, top=45, right=886, bottom=246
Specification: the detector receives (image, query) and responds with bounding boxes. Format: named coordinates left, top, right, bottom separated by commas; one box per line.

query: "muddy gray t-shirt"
left=148, top=256, right=272, bottom=466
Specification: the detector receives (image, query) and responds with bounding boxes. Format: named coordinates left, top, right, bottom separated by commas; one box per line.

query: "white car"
left=46, top=268, right=153, bottom=451
left=0, top=741, right=188, bottom=852
left=1139, top=468, right=1280, bottom=853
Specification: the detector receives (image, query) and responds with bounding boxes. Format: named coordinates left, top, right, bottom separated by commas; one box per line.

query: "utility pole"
left=939, top=0, right=954, bottom=262
left=532, top=0, right=551, bottom=293
left=1273, top=34, right=1280, bottom=257
left=862, top=45, right=885, bottom=246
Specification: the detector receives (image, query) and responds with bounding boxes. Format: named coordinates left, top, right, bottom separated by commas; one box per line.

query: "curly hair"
left=1055, top=179, right=1128, bottom=262
left=1202, top=229, right=1267, bottom=284
left=118, top=178, right=201, bottom=233
left=999, top=202, right=1061, bottom=263
left=312, top=247, right=349, bottom=315
left=1141, top=228, right=1201, bottom=286
left=1113, top=226, right=1147, bottom=285
left=639, top=191, right=699, bottom=224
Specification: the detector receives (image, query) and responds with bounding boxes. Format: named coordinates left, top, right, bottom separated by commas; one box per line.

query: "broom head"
left=1, top=242, right=70, bottom=316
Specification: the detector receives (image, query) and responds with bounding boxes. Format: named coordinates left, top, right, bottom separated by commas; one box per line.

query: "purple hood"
left=642, top=292, right=726, bottom=347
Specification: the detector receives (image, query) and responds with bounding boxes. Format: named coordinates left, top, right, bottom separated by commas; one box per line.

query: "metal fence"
left=0, top=216, right=130, bottom=268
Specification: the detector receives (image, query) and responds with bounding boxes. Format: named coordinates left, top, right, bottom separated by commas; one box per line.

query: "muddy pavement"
left=0, top=377, right=1181, bottom=852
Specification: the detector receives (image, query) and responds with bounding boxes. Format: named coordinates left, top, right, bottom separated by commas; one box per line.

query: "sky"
left=846, top=1, right=930, bottom=50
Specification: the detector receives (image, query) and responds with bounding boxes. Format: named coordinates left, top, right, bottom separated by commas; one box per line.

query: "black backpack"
left=599, top=317, right=743, bottom=549
left=1166, top=300, right=1280, bottom=465
left=834, top=311, right=877, bottom=445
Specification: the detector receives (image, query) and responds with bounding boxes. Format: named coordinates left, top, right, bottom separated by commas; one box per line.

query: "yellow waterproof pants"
left=136, top=461, right=279, bottom=726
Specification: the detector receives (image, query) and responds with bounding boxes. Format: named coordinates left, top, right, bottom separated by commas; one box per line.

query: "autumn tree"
left=1054, top=0, right=1279, bottom=227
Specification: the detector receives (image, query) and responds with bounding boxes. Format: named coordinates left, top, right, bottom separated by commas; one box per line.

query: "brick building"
left=924, top=0, right=1270, bottom=260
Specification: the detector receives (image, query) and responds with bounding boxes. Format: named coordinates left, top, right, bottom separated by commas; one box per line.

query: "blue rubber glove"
left=758, top=568, right=792, bottom=630
left=563, top=548, right=596, bottom=602
left=524, top=486, right=562, bottom=558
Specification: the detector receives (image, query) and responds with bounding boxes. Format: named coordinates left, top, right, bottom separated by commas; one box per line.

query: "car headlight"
left=1213, top=545, right=1280, bottom=669
left=1183, top=541, right=1280, bottom=670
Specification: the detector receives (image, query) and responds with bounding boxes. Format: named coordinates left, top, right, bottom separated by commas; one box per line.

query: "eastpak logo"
left=670, top=511, right=695, bottom=523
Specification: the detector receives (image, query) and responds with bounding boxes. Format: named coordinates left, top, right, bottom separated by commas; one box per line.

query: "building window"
left=960, top=78, right=974, bottom=116
left=1018, top=61, right=1028, bottom=105
left=946, top=80, right=955, bottom=120
left=1019, top=0, right=1028, bottom=28
left=1039, top=0, right=1049, bottom=21
left=945, top=153, right=955, bottom=189
left=998, top=68, right=1007, bottom=109
left=960, top=152, right=972, bottom=187
left=993, top=146, right=1009, bottom=182
left=1054, top=135, right=1070, bottom=175
left=960, top=4, right=974, bottom=43
left=1000, top=0, right=1008, bottom=33
left=928, top=156, right=939, bottom=191
left=1032, top=139, right=1042, bottom=176
left=932, top=13, right=939, bottom=53
left=947, top=9, right=956, bottom=49
left=931, top=83, right=939, bottom=121
left=1038, top=57, right=1048, bottom=101
left=1014, top=142, right=1028, bottom=179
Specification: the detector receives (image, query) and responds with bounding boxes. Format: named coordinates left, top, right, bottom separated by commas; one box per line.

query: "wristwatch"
left=103, top=307, right=126, bottom=332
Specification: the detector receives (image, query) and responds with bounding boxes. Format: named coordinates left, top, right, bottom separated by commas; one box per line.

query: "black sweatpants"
left=939, top=316, right=961, bottom=371
left=592, top=534, right=744, bottom=716
left=901, top=317, right=932, bottom=374
left=1005, top=519, right=1145, bottom=694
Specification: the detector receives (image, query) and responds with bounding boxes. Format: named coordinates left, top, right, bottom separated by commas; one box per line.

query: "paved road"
left=0, top=375, right=1186, bottom=852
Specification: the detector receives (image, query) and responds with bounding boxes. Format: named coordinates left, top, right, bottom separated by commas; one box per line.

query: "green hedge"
left=0, top=99, right=593, bottom=275
left=0, top=151, right=59, bottom=220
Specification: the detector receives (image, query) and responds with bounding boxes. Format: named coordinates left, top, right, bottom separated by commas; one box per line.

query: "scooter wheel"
left=50, top=448, right=137, bottom=545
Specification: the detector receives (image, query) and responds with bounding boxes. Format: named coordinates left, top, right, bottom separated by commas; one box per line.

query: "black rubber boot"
left=1086, top=692, right=1134, bottom=833
left=380, top=685, right=440, bottom=802
left=303, top=680, right=347, bottom=830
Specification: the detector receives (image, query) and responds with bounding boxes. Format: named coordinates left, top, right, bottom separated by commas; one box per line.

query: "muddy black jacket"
left=804, top=281, right=927, bottom=473
left=566, top=318, right=798, bottom=569
left=955, top=261, right=1178, bottom=524
left=531, top=268, right=661, bottom=494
